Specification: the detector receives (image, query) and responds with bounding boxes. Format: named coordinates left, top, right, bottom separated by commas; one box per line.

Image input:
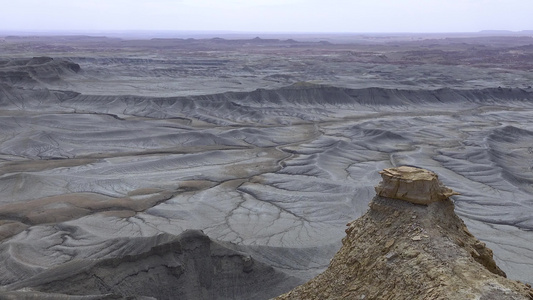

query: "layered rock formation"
left=375, top=166, right=459, bottom=205
left=276, top=167, right=533, bottom=300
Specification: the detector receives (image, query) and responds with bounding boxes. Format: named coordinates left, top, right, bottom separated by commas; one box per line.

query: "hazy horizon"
left=1, top=0, right=532, bottom=33
left=3, top=29, right=532, bottom=41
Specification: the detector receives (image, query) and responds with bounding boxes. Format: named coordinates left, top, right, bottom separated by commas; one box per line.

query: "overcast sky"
left=1, top=0, right=532, bottom=33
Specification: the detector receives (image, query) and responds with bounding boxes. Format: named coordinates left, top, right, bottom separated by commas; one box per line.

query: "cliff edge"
left=275, top=166, right=533, bottom=300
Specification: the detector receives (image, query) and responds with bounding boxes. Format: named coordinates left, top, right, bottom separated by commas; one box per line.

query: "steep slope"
left=0, top=57, right=80, bottom=87
left=276, top=167, right=533, bottom=300
left=0, top=230, right=301, bottom=299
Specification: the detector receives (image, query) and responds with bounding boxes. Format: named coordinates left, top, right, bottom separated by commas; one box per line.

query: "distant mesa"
left=26, top=56, right=54, bottom=65
left=287, top=81, right=323, bottom=88
left=0, top=57, right=81, bottom=86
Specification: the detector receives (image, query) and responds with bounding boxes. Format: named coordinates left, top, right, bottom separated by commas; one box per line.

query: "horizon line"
left=2, top=29, right=533, bottom=35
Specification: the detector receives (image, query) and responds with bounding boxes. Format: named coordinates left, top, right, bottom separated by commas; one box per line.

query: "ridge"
left=275, top=167, right=533, bottom=300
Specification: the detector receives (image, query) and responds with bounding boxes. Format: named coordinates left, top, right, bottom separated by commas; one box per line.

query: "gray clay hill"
left=0, top=34, right=533, bottom=299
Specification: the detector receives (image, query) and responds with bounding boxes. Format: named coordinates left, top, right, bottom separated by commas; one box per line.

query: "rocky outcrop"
left=375, top=166, right=459, bottom=205
left=276, top=167, right=533, bottom=300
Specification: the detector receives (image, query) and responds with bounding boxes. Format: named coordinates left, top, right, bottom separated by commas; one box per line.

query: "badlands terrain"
left=0, top=33, right=533, bottom=299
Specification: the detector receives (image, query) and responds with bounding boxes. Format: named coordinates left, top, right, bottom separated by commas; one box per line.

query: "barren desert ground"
left=1, top=33, right=533, bottom=299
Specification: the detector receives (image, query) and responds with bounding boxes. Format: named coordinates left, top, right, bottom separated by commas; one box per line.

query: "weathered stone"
left=275, top=168, right=533, bottom=300
left=375, top=166, right=459, bottom=205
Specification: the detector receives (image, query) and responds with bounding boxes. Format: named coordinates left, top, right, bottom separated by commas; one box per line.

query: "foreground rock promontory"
left=276, top=166, right=533, bottom=300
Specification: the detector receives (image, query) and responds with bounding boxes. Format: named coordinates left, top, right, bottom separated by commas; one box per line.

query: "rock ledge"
left=375, top=166, right=459, bottom=205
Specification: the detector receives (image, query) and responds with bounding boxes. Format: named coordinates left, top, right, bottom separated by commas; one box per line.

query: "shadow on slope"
left=1, top=230, right=301, bottom=300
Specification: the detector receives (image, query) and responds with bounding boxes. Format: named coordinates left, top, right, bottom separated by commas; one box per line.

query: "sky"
left=1, top=0, right=532, bottom=33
